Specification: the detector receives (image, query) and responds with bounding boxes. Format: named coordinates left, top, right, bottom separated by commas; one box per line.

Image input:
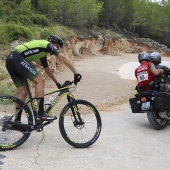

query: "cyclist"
left=6, top=35, right=82, bottom=121
left=135, top=52, right=170, bottom=92
left=150, top=51, right=170, bottom=84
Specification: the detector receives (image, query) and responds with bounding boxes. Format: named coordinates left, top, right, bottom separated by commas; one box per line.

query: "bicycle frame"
left=4, top=79, right=84, bottom=133
left=11, top=80, right=77, bottom=124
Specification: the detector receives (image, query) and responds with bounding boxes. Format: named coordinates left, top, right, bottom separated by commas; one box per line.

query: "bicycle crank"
left=0, top=116, right=12, bottom=127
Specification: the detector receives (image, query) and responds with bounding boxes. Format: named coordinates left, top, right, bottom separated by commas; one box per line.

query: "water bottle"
left=44, top=96, right=53, bottom=111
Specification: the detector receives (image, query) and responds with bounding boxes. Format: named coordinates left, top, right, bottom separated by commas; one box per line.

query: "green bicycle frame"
left=11, top=80, right=80, bottom=125
left=44, top=87, right=75, bottom=115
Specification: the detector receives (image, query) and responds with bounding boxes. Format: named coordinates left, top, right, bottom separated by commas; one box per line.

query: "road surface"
left=1, top=53, right=170, bottom=170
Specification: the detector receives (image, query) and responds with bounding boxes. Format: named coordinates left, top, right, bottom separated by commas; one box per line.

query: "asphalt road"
left=1, top=103, right=170, bottom=170
left=1, top=53, right=170, bottom=170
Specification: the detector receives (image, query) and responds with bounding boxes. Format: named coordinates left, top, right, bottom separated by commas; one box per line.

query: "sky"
left=152, top=0, right=161, bottom=2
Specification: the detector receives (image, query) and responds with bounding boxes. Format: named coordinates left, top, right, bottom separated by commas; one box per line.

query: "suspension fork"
left=67, top=95, right=83, bottom=124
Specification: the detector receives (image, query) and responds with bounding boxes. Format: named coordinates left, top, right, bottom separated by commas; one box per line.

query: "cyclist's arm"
left=47, top=43, right=78, bottom=74
left=40, top=56, right=49, bottom=68
left=150, top=63, right=164, bottom=76
left=40, top=55, right=58, bottom=84
left=58, top=53, right=78, bottom=74
left=44, top=67, right=58, bottom=84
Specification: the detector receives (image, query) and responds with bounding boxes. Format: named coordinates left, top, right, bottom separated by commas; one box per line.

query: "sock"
left=37, top=98, right=44, bottom=116
left=15, top=108, right=22, bottom=121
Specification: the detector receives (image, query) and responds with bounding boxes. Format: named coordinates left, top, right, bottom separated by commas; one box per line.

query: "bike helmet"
left=138, top=52, right=150, bottom=63
left=150, top=52, right=161, bottom=64
left=48, top=35, right=63, bottom=48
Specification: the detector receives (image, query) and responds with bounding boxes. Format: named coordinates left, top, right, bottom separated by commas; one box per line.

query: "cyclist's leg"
left=6, top=52, right=56, bottom=121
left=33, top=75, right=45, bottom=98
left=13, top=86, right=28, bottom=122
left=6, top=52, right=29, bottom=121
left=32, top=75, right=45, bottom=117
left=32, top=75, right=57, bottom=120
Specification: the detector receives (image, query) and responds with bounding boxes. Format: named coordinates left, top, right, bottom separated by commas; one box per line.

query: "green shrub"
left=0, top=73, right=6, bottom=81
left=5, top=24, right=32, bottom=41
left=0, top=62, right=17, bottom=96
left=6, top=15, right=34, bottom=26
left=0, top=23, right=10, bottom=45
left=40, top=28, right=55, bottom=39
left=31, top=14, right=49, bottom=27
left=0, top=81, right=17, bottom=96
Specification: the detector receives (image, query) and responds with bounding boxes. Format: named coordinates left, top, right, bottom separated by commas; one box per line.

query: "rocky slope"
left=6, top=35, right=170, bottom=77
left=44, top=35, right=170, bottom=74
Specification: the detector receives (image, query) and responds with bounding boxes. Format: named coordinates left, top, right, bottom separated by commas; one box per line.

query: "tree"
left=131, top=0, right=149, bottom=34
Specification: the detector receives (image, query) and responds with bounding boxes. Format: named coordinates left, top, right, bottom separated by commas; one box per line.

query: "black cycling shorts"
left=6, top=52, right=39, bottom=88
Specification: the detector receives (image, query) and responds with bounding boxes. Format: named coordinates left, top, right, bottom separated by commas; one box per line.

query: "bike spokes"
left=0, top=96, right=32, bottom=150
left=59, top=100, right=102, bottom=148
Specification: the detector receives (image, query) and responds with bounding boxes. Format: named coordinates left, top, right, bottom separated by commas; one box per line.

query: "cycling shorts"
left=6, top=52, right=39, bottom=88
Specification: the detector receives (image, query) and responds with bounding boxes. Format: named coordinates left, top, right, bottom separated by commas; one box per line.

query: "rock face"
left=9, top=35, right=170, bottom=76
left=62, top=36, right=170, bottom=59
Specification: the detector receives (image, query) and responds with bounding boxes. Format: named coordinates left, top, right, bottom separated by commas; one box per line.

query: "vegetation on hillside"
left=0, top=0, right=170, bottom=48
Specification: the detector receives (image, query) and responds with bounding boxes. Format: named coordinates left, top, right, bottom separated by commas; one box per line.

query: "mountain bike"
left=0, top=80, right=102, bottom=151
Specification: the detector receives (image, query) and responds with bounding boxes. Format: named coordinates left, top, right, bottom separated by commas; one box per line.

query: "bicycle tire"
left=0, top=95, right=33, bottom=150
left=59, top=99, right=102, bottom=148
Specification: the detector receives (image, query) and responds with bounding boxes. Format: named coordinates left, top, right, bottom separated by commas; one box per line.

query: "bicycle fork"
left=67, top=95, right=84, bottom=126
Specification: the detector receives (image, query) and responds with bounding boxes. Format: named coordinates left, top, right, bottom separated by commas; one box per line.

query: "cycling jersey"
left=13, top=40, right=60, bottom=68
left=6, top=40, right=60, bottom=88
left=135, top=62, right=155, bottom=91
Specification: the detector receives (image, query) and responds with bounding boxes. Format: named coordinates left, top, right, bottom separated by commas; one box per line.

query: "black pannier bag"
left=129, top=97, right=142, bottom=113
left=154, top=92, right=170, bottom=109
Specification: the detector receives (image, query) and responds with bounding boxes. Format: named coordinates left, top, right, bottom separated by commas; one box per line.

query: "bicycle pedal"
left=36, top=126, right=43, bottom=132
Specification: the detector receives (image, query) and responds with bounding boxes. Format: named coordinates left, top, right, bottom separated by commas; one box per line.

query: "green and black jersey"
left=6, top=40, right=61, bottom=88
left=13, top=40, right=60, bottom=68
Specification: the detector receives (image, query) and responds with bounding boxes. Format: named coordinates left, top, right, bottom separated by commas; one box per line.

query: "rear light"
left=141, top=97, right=147, bottom=102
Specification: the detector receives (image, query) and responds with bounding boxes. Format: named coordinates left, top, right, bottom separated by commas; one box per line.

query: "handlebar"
left=61, top=80, right=75, bottom=87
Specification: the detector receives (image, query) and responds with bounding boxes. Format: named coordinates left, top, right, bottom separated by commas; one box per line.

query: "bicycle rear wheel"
left=59, top=99, right=102, bottom=148
left=0, top=95, right=33, bottom=150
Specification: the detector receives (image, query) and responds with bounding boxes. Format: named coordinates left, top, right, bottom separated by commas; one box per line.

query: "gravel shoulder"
left=45, top=53, right=138, bottom=113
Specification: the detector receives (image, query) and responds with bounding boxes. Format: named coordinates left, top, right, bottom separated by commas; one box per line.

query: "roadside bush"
left=31, top=14, right=50, bottom=27
left=0, top=81, right=17, bottom=96
left=6, top=15, right=34, bottom=27
left=5, top=24, right=32, bottom=41
left=0, top=62, right=17, bottom=96
left=40, top=28, right=55, bottom=39
left=0, top=23, right=10, bottom=45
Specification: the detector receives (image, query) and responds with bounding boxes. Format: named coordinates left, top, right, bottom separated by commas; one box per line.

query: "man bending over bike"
left=6, top=35, right=82, bottom=121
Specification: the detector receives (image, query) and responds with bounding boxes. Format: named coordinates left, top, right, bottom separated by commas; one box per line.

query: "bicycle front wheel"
left=59, top=99, right=102, bottom=148
left=0, top=95, right=33, bottom=150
